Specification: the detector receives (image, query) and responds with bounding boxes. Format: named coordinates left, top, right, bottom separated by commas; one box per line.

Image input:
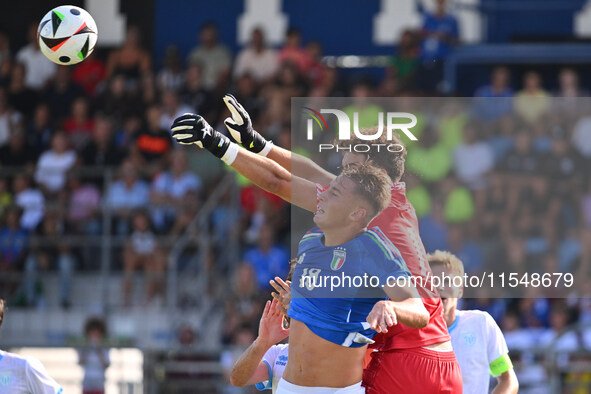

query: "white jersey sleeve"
left=484, top=312, right=511, bottom=376
left=256, top=344, right=289, bottom=393
left=255, top=345, right=280, bottom=391
left=25, top=357, right=62, bottom=394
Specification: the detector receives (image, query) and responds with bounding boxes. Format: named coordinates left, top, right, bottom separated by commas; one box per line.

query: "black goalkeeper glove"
left=171, top=113, right=236, bottom=162
left=223, top=94, right=272, bottom=156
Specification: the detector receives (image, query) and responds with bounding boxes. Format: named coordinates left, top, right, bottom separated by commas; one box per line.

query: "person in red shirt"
left=171, top=95, right=462, bottom=393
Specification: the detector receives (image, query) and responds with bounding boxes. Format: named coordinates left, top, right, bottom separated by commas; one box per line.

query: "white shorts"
left=277, top=378, right=365, bottom=393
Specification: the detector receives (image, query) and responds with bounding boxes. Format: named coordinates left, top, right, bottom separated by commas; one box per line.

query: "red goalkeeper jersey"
left=317, top=182, right=450, bottom=349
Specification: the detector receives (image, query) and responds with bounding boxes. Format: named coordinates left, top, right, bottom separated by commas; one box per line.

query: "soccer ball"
left=38, top=5, right=98, bottom=65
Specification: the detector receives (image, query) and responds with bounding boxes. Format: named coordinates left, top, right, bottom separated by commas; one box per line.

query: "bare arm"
left=267, top=145, right=336, bottom=185
left=230, top=339, right=272, bottom=387
left=381, top=281, right=429, bottom=329
left=231, top=148, right=317, bottom=212
left=231, top=300, right=289, bottom=387
left=492, top=369, right=519, bottom=394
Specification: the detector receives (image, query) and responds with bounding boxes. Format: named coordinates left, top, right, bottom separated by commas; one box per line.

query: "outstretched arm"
left=223, top=94, right=336, bottom=185
left=171, top=113, right=317, bottom=212
left=231, top=300, right=289, bottom=387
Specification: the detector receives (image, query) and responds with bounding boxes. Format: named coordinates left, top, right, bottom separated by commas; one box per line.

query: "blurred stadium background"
left=2, top=0, right=591, bottom=392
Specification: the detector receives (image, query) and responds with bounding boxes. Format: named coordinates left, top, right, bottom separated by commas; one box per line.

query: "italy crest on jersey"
left=0, top=372, right=12, bottom=386
left=330, top=247, right=346, bottom=270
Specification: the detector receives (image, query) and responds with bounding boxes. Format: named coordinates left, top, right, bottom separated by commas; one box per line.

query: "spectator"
left=122, top=210, right=166, bottom=305
left=243, top=223, right=288, bottom=290
left=472, top=66, right=514, bottom=121
left=104, top=161, right=149, bottom=234
left=157, top=45, right=184, bottom=92
left=27, top=103, right=55, bottom=159
left=13, top=173, right=44, bottom=231
left=35, top=131, right=77, bottom=194
left=405, top=126, right=452, bottom=183
left=342, top=81, right=383, bottom=129
left=134, top=104, right=173, bottom=168
left=555, top=67, right=588, bottom=99
left=233, top=27, right=279, bottom=83
left=572, top=113, right=591, bottom=159
left=478, top=172, right=510, bottom=238
left=159, top=89, right=193, bottom=131
left=180, top=64, right=214, bottom=119
left=0, top=126, right=35, bottom=169
left=187, top=22, right=232, bottom=91
left=0, top=87, right=22, bottom=147
left=42, top=66, right=85, bottom=123
left=94, top=74, right=142, bottom=125
left=305, top=41, right=326, bottom=87
left=419, top=198, right=448, bottom=254
left=80, top=116, right=124, bottom=169
left=229, top=74, right=264, bottom=122
left=500, top=132, right=542, bottom=178
left=386, top=29, right=420, bottom=91
left=7, top=62, right=37, bottom=118
left=150, top=150, right=202, bottom=231
left=278, top=28, right=311, bottom=74
left=416, top=0, right=459, bottom=92
left=514, top=71, right=550, bottom=124
left=62, top=97, right=95, bottom=151
left=442, top=176, right=475, bottom=224
left=543, top=134, right=583, bottom=196
left=78, top=317, right=110, bottom=394
left=66, top=170, right=101, bottom=235
left=447, top=224, right=483, bottom=275
left=24, top=209, right=74, bottom=308
left=106, top=26, right=151, bottom=86
left=15, top=23, right=57, bottom=89
left=0, top=206, right=28, bottom=299
left=0, top=179, right=11, bottom=217
left=452, top=121, right=494, bottom=189
left=71, top=52, right=106, bottom=96
left=0, top=32, right=10, bottom=68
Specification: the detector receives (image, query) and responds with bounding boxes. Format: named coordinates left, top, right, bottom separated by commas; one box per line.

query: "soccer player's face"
left=314, top=175, right=363, bottom=229
left=429, top=264, right=462, bottom=311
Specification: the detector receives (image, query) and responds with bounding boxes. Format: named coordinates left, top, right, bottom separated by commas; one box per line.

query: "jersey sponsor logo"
left=276, top=355, right=288, bottom=366
left=462, top=331, right=477, bottom=347
left=0, top=372, right=12, bottom=386
left=330, top=247, right=346, bottom=270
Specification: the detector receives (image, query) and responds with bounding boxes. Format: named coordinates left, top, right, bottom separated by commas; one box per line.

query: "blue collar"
left=448, top=316, right=459, bottom=333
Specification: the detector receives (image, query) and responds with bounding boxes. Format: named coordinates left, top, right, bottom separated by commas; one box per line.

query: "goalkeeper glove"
left=223, top=94, right=272, bottom=156
left=171, top=113, right=238, bottom=165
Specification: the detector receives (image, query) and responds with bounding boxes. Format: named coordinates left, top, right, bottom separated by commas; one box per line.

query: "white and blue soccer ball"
left=38, top=5, right=98, bottom=65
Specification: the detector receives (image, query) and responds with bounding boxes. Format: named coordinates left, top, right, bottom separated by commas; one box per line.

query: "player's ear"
left=457, top=286, right=464, bottom=299
left=350, top=207, right=367, bottom=222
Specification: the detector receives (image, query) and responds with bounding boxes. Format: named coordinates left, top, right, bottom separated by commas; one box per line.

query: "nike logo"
left=250, top=141, right=254, bottom=148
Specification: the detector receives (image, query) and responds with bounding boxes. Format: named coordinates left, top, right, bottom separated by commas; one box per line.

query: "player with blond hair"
left=428, top=251, right=519, bottom=394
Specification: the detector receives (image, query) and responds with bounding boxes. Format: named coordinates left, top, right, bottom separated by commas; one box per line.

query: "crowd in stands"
left=0, top=2, right=590, bottom=390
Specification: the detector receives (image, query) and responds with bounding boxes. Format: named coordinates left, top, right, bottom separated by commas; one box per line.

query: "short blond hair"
left=427, top=250, right=465, bottom=278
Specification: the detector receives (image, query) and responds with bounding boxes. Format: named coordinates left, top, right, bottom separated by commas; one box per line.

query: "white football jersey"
left=0, top=350, right=62, bottom=394
left=449, top=310, right=511, bottom=394
left=255, top=343, right=289, bottom=393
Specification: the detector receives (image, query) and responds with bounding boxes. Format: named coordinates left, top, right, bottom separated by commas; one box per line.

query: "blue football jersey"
left=288, top=227, right=411, bottom=347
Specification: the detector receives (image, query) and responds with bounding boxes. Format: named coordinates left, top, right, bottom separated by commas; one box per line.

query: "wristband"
left=221, top=142, right=239, bottom=165
left=258, top=141, right=273, bottom=157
